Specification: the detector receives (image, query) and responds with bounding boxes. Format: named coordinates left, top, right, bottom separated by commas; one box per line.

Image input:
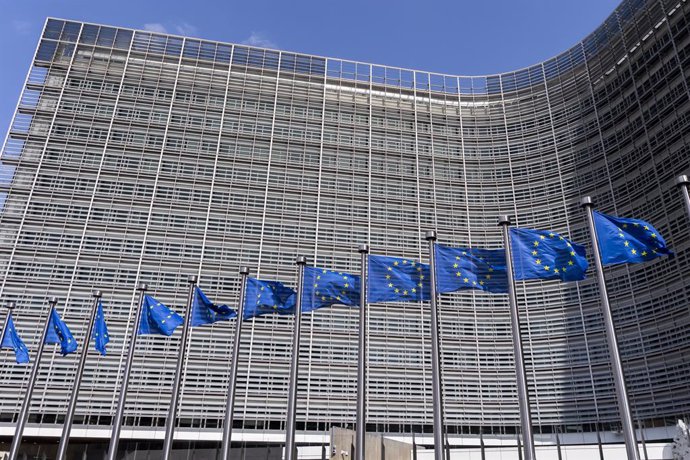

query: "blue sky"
left=1, top=0, right=620, bottom=134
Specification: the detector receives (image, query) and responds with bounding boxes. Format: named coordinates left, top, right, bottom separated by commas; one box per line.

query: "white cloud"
left=12, top=20, right=32, bottom=35
left=175, top=22, right=197, bottom=36
left=143, top=23, right=168, bottom=34
left=242, top=32, right=277, bottom=49
left=142, top=22, right=198, bottom=37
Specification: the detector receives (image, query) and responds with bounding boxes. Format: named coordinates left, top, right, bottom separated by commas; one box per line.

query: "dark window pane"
left=246, top=48, right=266, bottom=68
left=264, top=50, right=279, bottom=70
left=295, top=55, right=312, bottom=74
left=486, top=75, right=501, bottom=94
left=80, top=24, right=99, bottom=44
left=44, top=19, right=63, bottom=40
left=132, top=32, right=151, bottom=52
left=199, top=41, right=215, bottom=60
left=183, top=39, right=201, bottom=59
left=311, top=57, right=325, bottom=75
left=216, top=44, right=232, bottom=63
left=280, top=53, right=296, bottom=73
left=232, top=46, right=249, bottom=66
left=166, top=37, right=183, bottom=56
left=148, top=34, right=167, bottom=54
left=114, top=29, right=133, bottom=49
left=97, top=27, right=116, bottom=47
left=60, top=21, right=81, bottom=42
left=36, top=40, right=58, bottom=61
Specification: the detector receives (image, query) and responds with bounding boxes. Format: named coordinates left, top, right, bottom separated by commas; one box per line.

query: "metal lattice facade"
left=1, top=0, right=690, bottom=442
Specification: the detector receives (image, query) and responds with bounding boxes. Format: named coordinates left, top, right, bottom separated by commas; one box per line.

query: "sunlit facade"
left=1, top=0, right=690, bottom=455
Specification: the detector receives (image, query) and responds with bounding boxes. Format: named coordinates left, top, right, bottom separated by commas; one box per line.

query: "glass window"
left=113, top=29, right=133, bottom=49
left=166, top=36, right=183, bottom=56
left=36, top=40, right=57, bottom=61
left=80, top=24, right=99, bottom=44
left=216, top=44, right=232, bottom=63
left=43, top=19, right=63, bottom=40
left=97, top=27, right=116, bottom=47
left=2, top=138, right=24, bottom=159
left=60, top=21, right=81, bottom=42
left=183, top=39, right=201, bottom=59
left=198, top=41, right=216, bottom=60
left=0, top=162, right=16, bottom=185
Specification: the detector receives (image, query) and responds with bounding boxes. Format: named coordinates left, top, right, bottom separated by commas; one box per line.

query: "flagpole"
left=9, top=296, right=58, bottom=460
left=497, top=216, right=536, bottom=460
left=581, top=196, right=641, bottom=460
left=1, top=302, right=17, bottom=363
left=107, top=283, right=148, bottom=460
left=1, top=302, right=16, bottom=342
left=355, top=244, right=369, bottom=460
left=675, top=175, right=690, bottom=221
left=56, top=290, right=102, bottom=460
left=285, top=255, right=307, bottom=460
left=425, top=230, right=446, bottom=460
left=220, top=266, right=250, bottom=460
left=162, top=275, right=197, bottom=460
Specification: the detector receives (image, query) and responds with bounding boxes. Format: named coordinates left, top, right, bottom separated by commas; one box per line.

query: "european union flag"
left=434, top=245, right=508, bottom=294
left=92, top=301, right=109, bottom=356
left=243, top=278, right=296, bottom=320
left=138, top=295, right=184, bottom=336
left=191, top=286, right=236, bottom=327
left=368, top=255, right=430, bottom=303
left=510, top=228, right=588, bottom=282
left=1, top=314, right=29, bottom=364
left=45, top=308, right=78, bottom=355
left=593, top=210, right=672, bottom=265
left=302, top=266, right=360, bottom=313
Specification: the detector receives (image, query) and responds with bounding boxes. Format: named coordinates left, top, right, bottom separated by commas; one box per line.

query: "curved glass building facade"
left=1, top=0, right=689, bottom=452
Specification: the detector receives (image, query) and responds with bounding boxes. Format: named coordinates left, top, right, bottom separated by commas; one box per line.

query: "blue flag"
left=191, top=286, right=236, bottom=327
left=138, top=295, right=184, bottom=336
left=45, top=308, right=78, bottom=355
left=302, top=266, right=360, bottom=313
left=510, top=228, right=588, bottom=282
left=434, top=245, right=508, bottom=294
left=243, top=278, right=297, bottom=320
left=368, top=255, right=431, bottom=303
left=593, top=210, right=672, bottom=265
left=92, top=301, right=109, bottom=356
left=1, top=314, right=29, bottom=364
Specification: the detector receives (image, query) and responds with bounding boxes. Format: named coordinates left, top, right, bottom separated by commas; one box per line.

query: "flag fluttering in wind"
left=138, top=295, right=184, bottom=336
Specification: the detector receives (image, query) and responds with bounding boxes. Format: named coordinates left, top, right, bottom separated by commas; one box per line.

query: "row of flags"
left=1, top=303, right=108, bottom=364
left=0, top=209, right=671, bottom=362
left=0, top=206, right=674, bottom=460
left=224, top=209, right=670, bottom=317
left=0, top=288, right=233, bottom=363
left=238, top=210, right=669, bottom=316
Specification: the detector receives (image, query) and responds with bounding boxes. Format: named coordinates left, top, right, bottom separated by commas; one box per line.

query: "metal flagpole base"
left=355, top=244, right=369, bottom=460
left=107, top=283, right=148, bottom=460
left=497, top=216, right=536, bottom=460
left=220, top=266, right=251, bottom=460
left=285, top=256, right=307, bottom=460
left=425, top=230, right=445, bottom=460
left=57, top=290, right=104, bottom=460
left=162, top=275, right=198, bottom=460
left=581, top=196, right=640, bottom=460
left=9, top=297, right=58, bottom=460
